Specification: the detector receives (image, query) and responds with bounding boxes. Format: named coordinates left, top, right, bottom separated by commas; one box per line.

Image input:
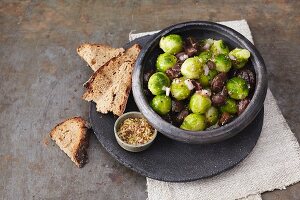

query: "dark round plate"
left=89, top=34, right=264, bottom=182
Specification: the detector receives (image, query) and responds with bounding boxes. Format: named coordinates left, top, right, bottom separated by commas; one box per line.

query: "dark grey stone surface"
left=0, top=0, right=299, bottom=199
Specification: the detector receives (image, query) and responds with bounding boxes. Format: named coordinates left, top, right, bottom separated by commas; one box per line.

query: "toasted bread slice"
left=82, top=44, right=141, bottom=116
left=49, top=117, right=91, bottom=168
left=77, top=44, right=124, bottom=71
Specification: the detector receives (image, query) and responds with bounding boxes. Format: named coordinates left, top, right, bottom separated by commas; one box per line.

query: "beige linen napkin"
left=129, top=20, right=300, bottom=200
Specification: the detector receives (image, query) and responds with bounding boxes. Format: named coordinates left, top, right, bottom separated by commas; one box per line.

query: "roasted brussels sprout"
left=181, top=57, right=203, bottom=79
left=220, top=98, right=238, bottom=114
left=189, top=92, right=211, bottom=114
left=205, top=106, right=219, bottom=125
left=211, top=40, right=229, bottom=56
left=215, top=54, right=232, bottom=72
left=199, top=69, right=218, bottom=87
left=156, top=53, right=177, bottom=72
left=159, top=34, right=183, bottom=54
left=226, top=77, right=249, bottom=100
left=180, top=113, right=206, bottom=131
left=170, top=77, right=191, bottom=100
left=150, top=95, right=171, bottom=115
left=198, top=51, right=212, bottom=64
left=148, top=72, right=170, bottom=95
left=229, top=48, right=251, bottom=69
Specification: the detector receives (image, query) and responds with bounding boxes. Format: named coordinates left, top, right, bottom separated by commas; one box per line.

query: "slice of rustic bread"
left=49, top=117, right=91, bottom=168
left=82, top=44, right=141, bottom=116
left=77, top=44, right=124, bottom=71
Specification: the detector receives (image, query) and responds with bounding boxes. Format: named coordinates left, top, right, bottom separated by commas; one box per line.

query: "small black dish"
left=132, top=21, right=268, bottom=144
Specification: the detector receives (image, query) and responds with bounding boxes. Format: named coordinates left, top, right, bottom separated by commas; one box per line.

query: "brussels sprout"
left=181, top=57, right=203, bottom=79
left=229, top=48, right=250, bottom=69
left=199, top=69, right=218, bottom=87
left=180, top=113, right=206, bottom=131
left=215, top=54, right=232, bottom=72
left=220, top=98, right=238, bottom=114
left=170, top=77, right=191, bottom=100
left=211, top=40, right=229, bottom=56
left=189, top=92, right=211, bottom=114
left=205, top=106, right=219, bottom=125
left=226, top=77, right=249, bottom=100
left=150, top=95, right=171, bottom=115
left=198, top=51, right=212, bottom=64
left=148, top=72, right=170, bottom=95
left=159, top=34, right=183, bottom=54
left=156, top=53, right=177, bottom=72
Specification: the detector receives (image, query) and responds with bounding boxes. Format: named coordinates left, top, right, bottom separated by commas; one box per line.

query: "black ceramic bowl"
left=132, top=21, right=267, bottom=144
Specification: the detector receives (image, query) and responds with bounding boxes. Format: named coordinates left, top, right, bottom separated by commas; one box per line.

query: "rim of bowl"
left=114, top=112, right=158, bottom=147
left=132, top=21, right=268, bottom=143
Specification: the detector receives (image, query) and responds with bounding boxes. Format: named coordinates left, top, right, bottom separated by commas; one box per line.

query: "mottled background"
left=0, top=0, right=299, bottom=199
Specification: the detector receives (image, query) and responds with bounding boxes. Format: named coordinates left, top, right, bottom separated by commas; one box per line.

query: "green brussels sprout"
left=170, top=77, right=191, bottom=100
left=181, top=57, right=203, bottom=79
left=148, top=72, right=170, bottom=95
left=159, top=34, right=183, bottom=54
left=199, top=69, right=218, bottom=87
left=229, top=48, right=251, bottom=69
left=156, top=53, right=177, bottom=72
left=220, top=98, right=238, bottom=114
left=211, top=40, right=229, bottom=56
left=226, top=77, right=249, bottom=100
left=150, top=95, right=171, bottom=115
left=189, top=92, right=211, bottom=114
left=180, top=113, right=206, bottom=131
left=198, top=51, right=212, bottom=64
left=215, top=54, right=232, bottom=72
left=205, top=106, right=219, bottom=125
